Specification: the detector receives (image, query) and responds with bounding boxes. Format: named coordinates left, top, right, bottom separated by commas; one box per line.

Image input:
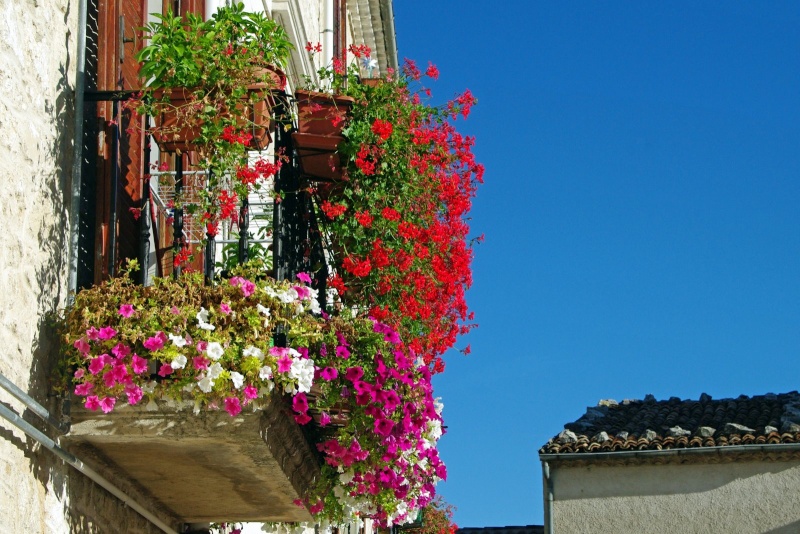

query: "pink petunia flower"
left=192, top=356, right=209, bottom=371
left=292, top=392, right=309, bottom=413
left=320, top=367, right=338, bottom=381
left=88, top=356, right=108, bottom=375
left=320, top=412, right=331, bottom=427
left=143, top=331, right=167, bottom=351
left=345, top=366, right=364, bottom=382
left=98, top=326, right=117, bottom=340
left=112, top=343, right=131, bottom=359
left=85, top=327, right=100, bottom=341
left=74, top=368, right=85, bottom=379
left=157, top=363, right=173, bottom=377
left=74, top=382, right=93, bottom=396
left=276, top=355, right=292, bottom=373
left=73, top=338, right=90, bottom=355
left=219, top=302, right=232, bottom=315
left=125, top=385, right=143, bottom=405
left=374, top=418, right=395, bottom=436
left=118, top=304, right=135, bottom=318
left=84, top=395, right=100, bottom=411
left=243, top=385, right=259, bottom=399
left=336, top=345, right=350, bottom=359
left=294, top=413, right=312, bottom=425
left=99, top=397, right=116, bottom=413
left=131, top=354, right=148, bottom=374
left=297, top=272, right=312, bottom=284
left=224, top=397, right=242, bottom=416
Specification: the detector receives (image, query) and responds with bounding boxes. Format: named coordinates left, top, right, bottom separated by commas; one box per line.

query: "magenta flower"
left=374, top=418, right=395, bottom=436
left=336, top=345, right=351, bottom=359
left=73, top=338, right=90, bottom=355
left=320, top=367, right=338, bottom=381
left=74, top=382, right=93, bottom=396
left=73, top=368, right=85, bottom=379
left=219, top=302, right=232, bottom=315
left=243, top=385, right=258, bottom=399
left=143, top=331, right=167, bottom=351
left=297, top=272, right=312, bottom=284
left=277, top=355, right=292, bottom=373
left=170, top=306, right=180, bottom=314
left=118, top=304, right=135, bottom=318
left=84, top=395, right=100, bottom=411
left=320, top=412, right=331, bottom=427
left=294, top=413, right=312, bottom=425
left=98, top=326, right=117, bottom=340
left=85, top=327, right=100, bottom=341
left=192, top=356, right=209, bottom=371
left=229, top=276, right=255, bottom=297
left=100, top=397, right=116, bottom=413
left=131, top=354, right=148, bottom=374
left=125, top=384, right=143, bottom=405
left=88, top=356, right=108, bottom=375
left=195, top=340, right=208, bottom=353
left=157, top=363, right=173, bottom=377
left=224, top=397, right=242, bottom=416
left=345, top=366, right=364, bottom=382
left=112, top=343, right=131, bottom=359
left=103, top=371, right=117, bottom=388
left=292, top=392, right=309, bottom=413
left=293, top=285, right=311, bottom=300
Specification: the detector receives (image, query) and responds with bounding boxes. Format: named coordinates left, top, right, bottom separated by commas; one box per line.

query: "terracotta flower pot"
left=292, top=132, right=345, bottom=181
left=150, top=67, right=286, bottom=153
left=294, top=90, right=355, bottom=137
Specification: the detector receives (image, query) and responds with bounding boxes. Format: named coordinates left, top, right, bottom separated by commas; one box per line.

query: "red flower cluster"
left=319, top=58, right=481, bottom=372
left=371, top=118, right=393, bottom=141
left=220, top=125, right=253, bottom=146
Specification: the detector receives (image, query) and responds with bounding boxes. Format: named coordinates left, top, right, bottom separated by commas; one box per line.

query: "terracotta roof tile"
left=540, top=391, right=800, bottom=454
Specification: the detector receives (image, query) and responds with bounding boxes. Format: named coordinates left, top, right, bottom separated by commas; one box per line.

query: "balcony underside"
left=63, top=396, right=319, bottom=523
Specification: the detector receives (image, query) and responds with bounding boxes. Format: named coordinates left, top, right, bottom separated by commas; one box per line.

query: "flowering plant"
left=127, top=2, right=291, bottom=241
left=58, top=262, right=445, bottom=526
left=300, top=46, right=483, bottom=372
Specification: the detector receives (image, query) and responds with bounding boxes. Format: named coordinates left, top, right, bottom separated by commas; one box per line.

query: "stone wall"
left=0, top=1, right=167, bottom=532
left=0, top=0, right=75, bottom=530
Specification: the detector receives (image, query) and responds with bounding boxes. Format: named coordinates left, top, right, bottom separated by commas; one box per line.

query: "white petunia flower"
left=169, top=333, right=187, bottom=347
left=170, top=354, right=188, bottom=369
left=141, top=380, right=157, bottom=394
left=197, top=375, right=214, bottom=393
left=258, top=365, right=273, bottom=380
left=196, top=307, right=215, bottom=331
left=207, top=362, right=223, bottom=379
left=243, top=345, right=264, bottom=360
left=206, top=342, right=224, bottom=360
left=230, top=371, right=245, bottom=389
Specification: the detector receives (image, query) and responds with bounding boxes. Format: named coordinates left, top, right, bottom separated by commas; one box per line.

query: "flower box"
left=63, top=395, right=319, bottom=523
left=294, top=90, right=354, bottom=137
left=150, top=85, right=275, bottom=153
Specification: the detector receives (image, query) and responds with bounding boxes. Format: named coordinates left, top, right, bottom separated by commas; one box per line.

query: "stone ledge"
left=62, top=395, right=320, bottom=523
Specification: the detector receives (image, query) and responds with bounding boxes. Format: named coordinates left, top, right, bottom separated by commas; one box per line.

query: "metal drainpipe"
left=67, top=0, right=89, bottom=301
left=323, top=0, right=334, bottom=84
left=542, top=461, right=554, bottom=534
left=0, top=404, right=179, bottom=534
left=0, top=374, right=179, bottom=534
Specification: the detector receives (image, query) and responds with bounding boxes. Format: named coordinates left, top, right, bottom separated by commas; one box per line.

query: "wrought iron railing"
left=80, top=89, right=328, bottom=311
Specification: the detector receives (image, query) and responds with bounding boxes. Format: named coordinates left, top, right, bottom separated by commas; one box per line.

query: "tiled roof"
left=540, top=391, right=800, bottom=455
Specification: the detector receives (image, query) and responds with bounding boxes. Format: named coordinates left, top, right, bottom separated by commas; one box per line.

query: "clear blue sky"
left=393, top=1, right=800, bottom=528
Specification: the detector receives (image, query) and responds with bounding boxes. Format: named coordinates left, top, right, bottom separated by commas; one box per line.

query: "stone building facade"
left=0, top=1, right=396, bottom=532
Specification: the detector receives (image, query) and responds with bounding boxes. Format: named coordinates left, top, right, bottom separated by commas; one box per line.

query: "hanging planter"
left=292, top=90, right=354, bottom=181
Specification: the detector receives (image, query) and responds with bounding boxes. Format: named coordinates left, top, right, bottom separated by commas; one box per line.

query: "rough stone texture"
left=550, top=461, right=800, bottom=533
left=64, top=397, right=320, bottom=523
left=0, top=0, right=76, bottom=531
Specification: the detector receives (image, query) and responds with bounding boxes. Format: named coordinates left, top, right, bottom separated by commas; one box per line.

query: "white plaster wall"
left=0, top=0, right=75, bottom=531
left=551, top=460, right=800, bottom=533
